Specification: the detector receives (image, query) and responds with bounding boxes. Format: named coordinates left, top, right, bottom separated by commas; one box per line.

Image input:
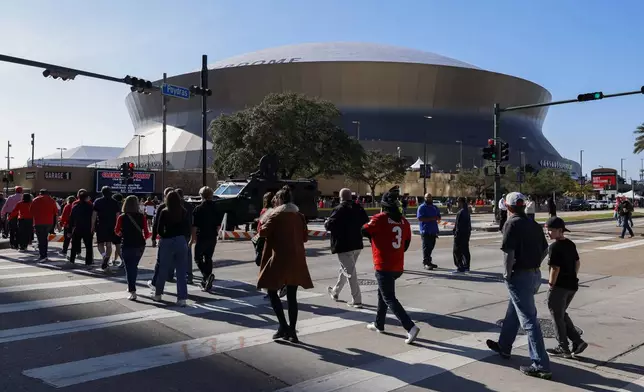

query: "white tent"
left=617, top=190, right=642, bottom=199
left=409, top=157, right=424, bottom=171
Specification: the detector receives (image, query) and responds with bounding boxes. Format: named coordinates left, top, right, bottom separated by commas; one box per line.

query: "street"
left=1, top=218, right=643, bottom=391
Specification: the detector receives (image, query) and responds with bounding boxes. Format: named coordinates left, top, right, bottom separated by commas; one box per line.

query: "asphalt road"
left=1, top=218, right=643, bottom=391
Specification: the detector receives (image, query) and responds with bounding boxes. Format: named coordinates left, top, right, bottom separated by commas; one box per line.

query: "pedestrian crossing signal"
left=499, top=142, right=510, bottom=162
left=481, top=146, right=496, bottom=160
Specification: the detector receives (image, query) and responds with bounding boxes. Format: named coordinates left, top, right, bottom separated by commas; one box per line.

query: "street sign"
left=161, top=83, right=190, bottom=100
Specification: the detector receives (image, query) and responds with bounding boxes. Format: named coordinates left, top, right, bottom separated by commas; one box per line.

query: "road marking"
left=0, top=270, right=70, bottom=279
left=468, top=234, right=501, bottom=241
left=596, top=239, right=644, bottom=250
left=0, top=273, right=154, bottom=294
left=276, top=332, right=529, bottom=392
left=0, top=263, right=33, bottom=270
left=22, top=305, right=424, bottom=387
left=568, top=236, right=614, bottom=244
left=617, top=375, right=644, bottom=391
left=0, top=279, right=250, bottom=314
left=0, top=290, right=323, bottom=344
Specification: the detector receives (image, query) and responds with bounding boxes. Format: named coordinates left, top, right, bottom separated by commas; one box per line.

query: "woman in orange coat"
left=9, top=193, right=34, bottom=251
left=257, top=186, right=313, bottom=343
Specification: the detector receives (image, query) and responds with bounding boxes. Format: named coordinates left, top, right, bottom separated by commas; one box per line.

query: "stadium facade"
left=99, top=42, right=580, bottom=177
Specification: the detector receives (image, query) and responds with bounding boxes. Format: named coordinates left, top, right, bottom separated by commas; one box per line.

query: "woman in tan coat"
left=258, top=186, right=313, bottom=343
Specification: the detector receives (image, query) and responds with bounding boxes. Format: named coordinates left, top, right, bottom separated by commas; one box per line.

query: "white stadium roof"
left=208, top=42, right=482, bottom=71
left=39, top=146, right=122, bottom=161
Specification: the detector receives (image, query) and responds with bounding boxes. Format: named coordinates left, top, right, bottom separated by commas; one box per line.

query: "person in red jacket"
left=10, top=193, right=34, bottom=252
left=362, top=190, right=419, bottom=344
left=31, top=189, right=59, bottom=261
left=59, top=196, right=75, bottom=256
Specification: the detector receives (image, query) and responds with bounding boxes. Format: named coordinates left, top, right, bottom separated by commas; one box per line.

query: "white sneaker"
left=405, top=325, right=420, bottom=344
left=366, top=323, right=383, bottom=333
left=347, top=302, right=363, bottom=309
left=176, top=299, right=187, bottom=307
left=327, top=286, right=338, bottom=301
left=127, top=292, right=137, bottom=301
left=152, top=294, right=162, bottom=302
left=147, top=280, right=154, bottom=290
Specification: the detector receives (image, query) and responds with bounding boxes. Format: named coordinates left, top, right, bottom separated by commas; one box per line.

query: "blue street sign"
left=161, top=83, right=190, bottom=100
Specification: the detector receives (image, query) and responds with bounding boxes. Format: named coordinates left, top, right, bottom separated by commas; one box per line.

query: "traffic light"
left=124, top=75, right=153, bottom=94
left=7, top=170, right=14, bottom=183
left=30, top=133, right=34, bottom=146
left=42, top=68, right=78, bottom=81
left=481, top=139, right=496, bottom=160
left=127, top=162, right=135, bottom=178
left=120, top=162, right=128, bottom=178
left=499, top=142, right=510, bottom=161
left=189, top=85, right=212, bottom=97
left=577, top=92, right=603, bottom=102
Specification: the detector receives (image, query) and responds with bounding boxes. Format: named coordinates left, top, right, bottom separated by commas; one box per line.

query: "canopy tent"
left=617, top=190, right=642, bottom=199
left=409, top=157, right=424, bottom=171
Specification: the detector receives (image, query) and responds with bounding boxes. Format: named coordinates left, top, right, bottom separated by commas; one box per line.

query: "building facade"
left=98, top=42, right=580, bottom=176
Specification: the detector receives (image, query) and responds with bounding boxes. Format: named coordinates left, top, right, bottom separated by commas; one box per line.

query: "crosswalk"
left=0, top=239, right=640, bottom=391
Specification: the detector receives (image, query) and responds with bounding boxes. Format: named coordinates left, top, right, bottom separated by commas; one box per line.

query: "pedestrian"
left=115, top=195, right=151, bottom=301
left=30, top=189, right=59, bottom=262
left=619, top=199, right=634, bottom=238
left=92, top=186, right=121, bottom=270
left=153, top=191, right=190, bottom=306
left=362, top=191, right=420, bottom=344
left=548, top=195, right=557, bottom=218
left=325, top=188, right=369, bottom=308
left=191, top=186, right=223, bottom=292
left=111, top=193, right=124, bottom=265
left=257, top=186, right=313, bottom=343
left=148, top=187, right=174, bottom=290
left=452, top=196, right=471, bottom=273
left=0, top=192, right=6, bottom=238
left=544, top=216, right=588, bottom=358
left=144, top=197, right=155, bottom=231
left=9, top=192, right=34, bottom=252
left=174, top=188, right=194, bottom=284
left=68, top=191, right=94, bottom=267
left=526, top=195, right=536, bottom=221
left=486, top=192, right=551, bottom=380
left=417, top=193, right=440, bottom=270
left=58, top=196, right=75, bottom=257
left=2, top=186, right=24, bottom=249
left=498, top=193, right=508, bottom=231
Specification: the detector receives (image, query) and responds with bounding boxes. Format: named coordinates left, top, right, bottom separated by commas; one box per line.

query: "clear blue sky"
left=1, top=0, right=643, bottom=179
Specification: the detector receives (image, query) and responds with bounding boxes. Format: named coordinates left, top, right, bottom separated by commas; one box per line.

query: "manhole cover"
left=496, top=318, right=583, bottom=339
left=357, top=279, right=378, bottom=286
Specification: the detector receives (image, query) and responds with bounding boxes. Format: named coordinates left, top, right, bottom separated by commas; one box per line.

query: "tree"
left=210, top=92, right=364, bottom=179
left=347, top=150, right=407, bottom=197
left=633, top=123, right=644, bottom=154
left=454, top=168, right=491, bottom=197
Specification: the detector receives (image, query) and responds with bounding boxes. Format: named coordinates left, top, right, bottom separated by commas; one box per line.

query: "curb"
left=220, top=230, right=329, bottom=241
left=479, top=216, right=623, bottom=232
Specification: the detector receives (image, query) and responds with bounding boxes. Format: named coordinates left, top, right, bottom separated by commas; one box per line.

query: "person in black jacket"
left=115, top=195, right=150, bottom=301
left=325, top=188, right=369, bottom=308
left=191, top=186, right=223, bottom=292
left=452, top=197, right=471, bottom=273
left=68, top=191, right=94, bottom=266
left=148, top=187, right=174, bottom=290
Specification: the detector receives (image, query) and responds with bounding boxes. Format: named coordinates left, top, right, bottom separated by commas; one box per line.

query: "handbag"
left=253, top=236, right=265, bottom=266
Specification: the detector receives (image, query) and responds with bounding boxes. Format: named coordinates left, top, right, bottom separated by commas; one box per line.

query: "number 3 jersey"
left=363, top=212, right=412, bottom=272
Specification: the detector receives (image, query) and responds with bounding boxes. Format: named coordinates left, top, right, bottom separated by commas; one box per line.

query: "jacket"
left=453, top=207, right=471, bottom=238
left=325, top=201, right=369, bottom=254
left=10, top=201, right=33, bottom=220
left=31, top=195, right=59, bottom=226
left=257, top=203, right=313, bottom=290
left=69, top=201, right=94, bottom=233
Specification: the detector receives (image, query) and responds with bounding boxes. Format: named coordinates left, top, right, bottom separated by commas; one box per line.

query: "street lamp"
left=134, top=135, right=145, bottom=167
left=423, top=116, right=432, bottom=195
left=621, top=158, right=626, bottom=191
left=56, top=147, right=67, bottom=167
left=396, top=146, right=401, bottom=158
left=351, top=121, right=360, bottom=140
left=455, top=140, right=463, bottom=171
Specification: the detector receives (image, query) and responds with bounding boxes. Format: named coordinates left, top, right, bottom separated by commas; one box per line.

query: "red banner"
left=592, top=175, right=616, bottom=190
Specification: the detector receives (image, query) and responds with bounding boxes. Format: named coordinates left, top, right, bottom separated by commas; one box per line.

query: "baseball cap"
left=545, top=216, right=570, bottom=232
left=14, top=186, right=23, bottom=193
left=505, top=192, right=526, bottom=206
left=380, top=192, right=398, bottom=208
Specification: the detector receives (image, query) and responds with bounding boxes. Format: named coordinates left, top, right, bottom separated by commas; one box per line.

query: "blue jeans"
left=621, top=217, right=634, bottom=238
left=35, top=224, right=50, bottom=258
left=499, top=270, right=550, bottom=371
left=122, top=246, right=145, bottom=292
left=155, top=236, right=189, bottom=300
left=374, top=270, right=415, bottom=331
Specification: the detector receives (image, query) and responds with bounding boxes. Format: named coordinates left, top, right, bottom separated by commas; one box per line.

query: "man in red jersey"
left=362, top=190, right=420, bottom=344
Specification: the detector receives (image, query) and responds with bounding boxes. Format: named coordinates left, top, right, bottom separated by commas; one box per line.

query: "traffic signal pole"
left=201, top=55, right=208, bottom=188
left=493, top=85, right=644, bottom=210
left=162, top=72, right=168, bottom=192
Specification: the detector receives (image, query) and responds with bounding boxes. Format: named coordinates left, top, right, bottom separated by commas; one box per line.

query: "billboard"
left=591, top=168, right=617, bottom=190
left=95, top=170, right=155, bottom=194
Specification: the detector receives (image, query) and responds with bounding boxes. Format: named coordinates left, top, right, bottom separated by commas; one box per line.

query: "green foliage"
left=504, top=167, right=578, bottom=197
left=209, top=92, right=364, bottom=179
left=347, top=150, right=407, bottom=196
left=633, top=123, right=644, bottom=154
left=454, top=168, right=491, bottom=197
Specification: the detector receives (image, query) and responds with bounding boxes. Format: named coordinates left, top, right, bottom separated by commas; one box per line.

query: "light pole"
left=352, top=121, right=360, bottom=140
left=56, top=147, right=67, bottom=167
left=396, top=146, right=401, bottom=158
left=134, top=135, right=145, bottom=167
left=423, top=116, right=432, bottom=195
left=455, top=140, right=463, bottom=171
left=621, top=158, right=626, bottom=192
left=640, top=158, right=643, bottom=181
left=6, top=141, right=11, bottom=170
left=162, top=72, right=168, bottom=191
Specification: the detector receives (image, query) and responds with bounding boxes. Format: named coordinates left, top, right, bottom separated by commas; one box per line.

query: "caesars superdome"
left=108, top=42, right=580, bottom=176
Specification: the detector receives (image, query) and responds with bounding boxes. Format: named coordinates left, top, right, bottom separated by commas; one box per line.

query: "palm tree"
left=633, top=123, right=644, bottom=154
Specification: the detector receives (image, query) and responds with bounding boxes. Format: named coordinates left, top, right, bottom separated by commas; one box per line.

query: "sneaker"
left=327, top=286, right=338, bottom=301
left=347, top=302, right=363, bottom=309
left=423, top=264, right=434, bottom=271
left=519, top=365, right=552, bottom=380
left=366, top=322, right=383, bottom=333
left=152, top=294, right=162, bottom=302
left=205, top=273, right=215, bottom=292
left=176, top=299, right=187, bottom=307
left=546, top=346, right=572, bottom=359
left=405, top=325, right=420, bottom=344
left=486, top=340, right=511, bottom=359
left=36, top=257, right=48, bottom=263
left=101, top=259, right=109, bottom=270
left=572, top=341, right=588, bottom=356
left=429, top=263, right=438, bottom=269
left=127, top=292, right=137, bottom=301
left=451, top=269, right=465, bottom=274
left=278, top=286, right=287, bottom=298
left=200, top=281, right=207, bottom=292
left=147, top=280, right=155, bottom=290
left=272, top=327, right=289, bottom=340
